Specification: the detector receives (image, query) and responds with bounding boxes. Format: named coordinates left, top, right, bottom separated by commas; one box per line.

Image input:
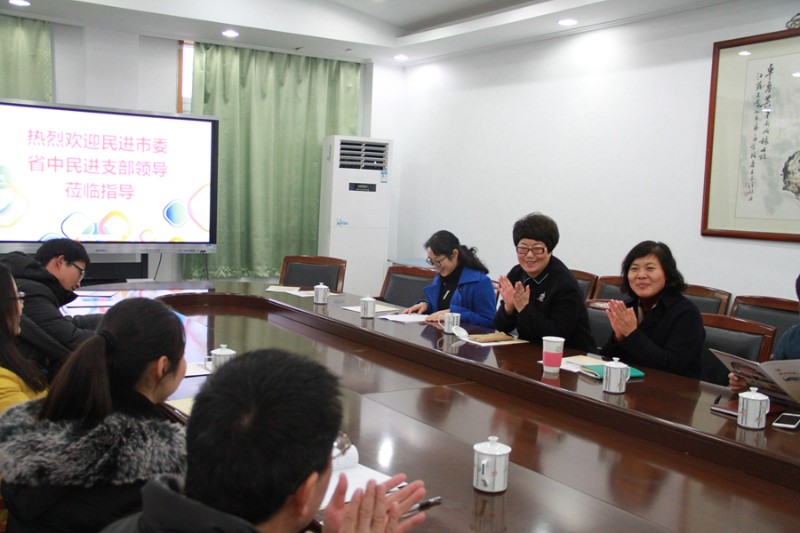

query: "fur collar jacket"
left=0, top=400, right=186, bottom=487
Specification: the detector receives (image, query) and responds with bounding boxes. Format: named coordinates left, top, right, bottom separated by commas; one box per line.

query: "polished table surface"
left=85, top=281, right=800, bottom=531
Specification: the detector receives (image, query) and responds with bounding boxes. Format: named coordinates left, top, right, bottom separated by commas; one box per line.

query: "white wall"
left=51, top=23, right=183, bottom=280
left=374, top=0, right=799, bottom=300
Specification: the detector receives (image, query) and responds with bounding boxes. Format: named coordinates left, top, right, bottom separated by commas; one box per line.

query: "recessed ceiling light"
left=9, top=0, right=31, bottom=6
left=738, top=50, right=751, bottom=56
left=792, top=72, right=800, bottom=78
left=394, top=54, right=409, bottom=62
left=558, top=18, right=578, bottom=26
left=221, top=29, right=239, bottom=38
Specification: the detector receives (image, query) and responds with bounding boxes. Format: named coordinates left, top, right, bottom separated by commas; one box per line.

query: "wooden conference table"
left=84, top=281, right=800, bottom=532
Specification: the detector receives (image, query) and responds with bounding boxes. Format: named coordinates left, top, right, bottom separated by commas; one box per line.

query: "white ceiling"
left=0, top=0, right=739, bottom=64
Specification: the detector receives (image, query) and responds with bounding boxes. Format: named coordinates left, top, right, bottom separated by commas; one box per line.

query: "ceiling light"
left=221, top=29, right=239, bottom=38
left=394, top=54, right=409, bottom=62
left=9, top=0, right=31, bottom=6
left=738, top=50, right=751, bottom=56
left=792, top=72, right=800, bottom=78
left=558, top=18, right=578, bottom=26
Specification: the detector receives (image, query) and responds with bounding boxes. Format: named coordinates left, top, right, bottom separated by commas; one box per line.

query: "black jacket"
left=600, top=289, right=705, bottom=378
left=493, top=257, right=594, bottom=351
left=100, top=475, right=259, bottom=533
left=0, top=393, right=186, bottom=533
left=0, top=252, right=102, bottom=378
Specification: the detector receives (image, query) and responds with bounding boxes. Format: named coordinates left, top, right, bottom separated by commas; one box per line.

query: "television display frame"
left=0, top=98, right=219, bottom=254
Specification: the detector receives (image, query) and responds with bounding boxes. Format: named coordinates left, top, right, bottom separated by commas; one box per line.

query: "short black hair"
left=184, top=349, right=342, bottom=525
left=620, top=241, right=686, bottom=294
left=34, top=238, right=91, bottom=266
left=512, top=213, right=559, bottom=252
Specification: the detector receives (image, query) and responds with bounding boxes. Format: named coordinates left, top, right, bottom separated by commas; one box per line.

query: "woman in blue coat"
left=403, top=230, right=496, bottom=328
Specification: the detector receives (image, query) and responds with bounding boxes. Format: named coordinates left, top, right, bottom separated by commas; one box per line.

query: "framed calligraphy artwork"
left=702, top=28, right=800, bottom=242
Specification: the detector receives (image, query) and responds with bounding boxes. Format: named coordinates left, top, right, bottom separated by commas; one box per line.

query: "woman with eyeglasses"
left=600, top=241, right=705, bottom=378
left=402, top=230, right=496, bottom=328
left=0, top=298, right=187, bottom=532
left=494, top=213, right=594, bottom=351
left=0, top=264, right=47, bottom=413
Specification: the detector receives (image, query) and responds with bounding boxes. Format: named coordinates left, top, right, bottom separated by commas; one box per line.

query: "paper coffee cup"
left=541, top=336, right=565, bottom=372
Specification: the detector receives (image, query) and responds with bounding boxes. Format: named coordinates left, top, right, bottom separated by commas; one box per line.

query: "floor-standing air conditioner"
left=318, top=135, right=392, bottom=297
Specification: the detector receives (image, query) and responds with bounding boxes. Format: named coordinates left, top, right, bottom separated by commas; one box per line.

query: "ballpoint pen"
left=402, top=496, right=442, bottom=518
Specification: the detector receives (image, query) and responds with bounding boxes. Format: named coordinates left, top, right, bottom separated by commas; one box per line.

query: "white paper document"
left=320, top=445, right=393, bottom=509
left=265, top=285, right=302, bottom=293
left=342, top=304, right=400, bottom=314
left=379, top=313, right=428, bottom=323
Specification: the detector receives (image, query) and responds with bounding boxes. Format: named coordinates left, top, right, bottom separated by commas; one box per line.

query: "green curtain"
left=181, top=44, right=361, bottom=279
left=0, top=15, right=52, bottom=101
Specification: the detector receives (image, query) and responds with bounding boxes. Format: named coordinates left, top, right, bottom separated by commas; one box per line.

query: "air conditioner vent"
left=338, top=140, right=389, bottom=171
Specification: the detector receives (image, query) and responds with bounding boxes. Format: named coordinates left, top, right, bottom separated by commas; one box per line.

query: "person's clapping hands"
left=322, top=474, right=427, bottom=533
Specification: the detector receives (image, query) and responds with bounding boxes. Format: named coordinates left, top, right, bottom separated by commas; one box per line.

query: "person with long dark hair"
left=402, top=230, right=496, bottom=328
left=0, top=264, right=47, bottom=412
left=600, top=241, right=705, bottom=378
left=0, top=298, right=187, bottom=532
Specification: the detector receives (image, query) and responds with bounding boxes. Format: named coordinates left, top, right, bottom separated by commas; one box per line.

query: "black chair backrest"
left=283, top=263, right=341, bottom=290
left=699, top=314, right=775, bottom=386
left=594, top=278, right=625, bottom=300
left=686, top=294, right=727, bottom=314
left=585, top=300, right=612, bottom=352
left=382, top=272, right=433, bottom=308
left=683, top=285, right=731, bottom=314
left=731, top=298, right=798, bottom=349
left=570, top=270, right=598, bottom=301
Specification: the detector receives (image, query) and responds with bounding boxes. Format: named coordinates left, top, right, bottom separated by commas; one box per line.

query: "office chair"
left=378, top=265, right=436, bottom=308
left=699, top=313, right=775, bottom=386
left=570, top=269, right=599, bottom=301
left=585, top=299, right=612, bottom=352
left=683, top=284, right=732, bottom=314
left=592, top=276, right=625, bottom=300
left=279, top=255, right=347, bottom=292
left=729, top=295, right=799, bottom=349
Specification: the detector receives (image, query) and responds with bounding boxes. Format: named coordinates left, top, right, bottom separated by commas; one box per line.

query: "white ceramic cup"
left=438, top=312, right=461, bottom=334
left=603, top=357, right=630, bottom=394
left=473, top=436, right=511, bottom=493
left=360, top=296, right=376, bottom=319
left=206, top=344, right=236, bottom=372
left=541, top=336, right=565, bottom=372
left=313, top=283, right=329, bottom=304
left=738, top=387, right=769, bottom=429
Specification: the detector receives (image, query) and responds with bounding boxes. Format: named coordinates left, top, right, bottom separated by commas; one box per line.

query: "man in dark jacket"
left=100, top=349, right=427, bottom=533
left=0, top=239, right=102, bottom=379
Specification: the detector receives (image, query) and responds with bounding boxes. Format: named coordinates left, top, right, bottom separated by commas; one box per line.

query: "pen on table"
left=713, top=394, right=722, bottom=405
left=402, top=496, right=442, bottom=518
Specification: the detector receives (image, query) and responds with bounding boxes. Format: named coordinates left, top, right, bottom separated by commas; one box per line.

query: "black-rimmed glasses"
left=426, top=255, right=449, bottom=267
left=68, top=262, right=86, bottom=281
left=10, top=291, right=24, bottom=302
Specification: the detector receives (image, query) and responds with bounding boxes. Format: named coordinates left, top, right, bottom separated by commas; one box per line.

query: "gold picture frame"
left=702, top=28, right=800, bottom=242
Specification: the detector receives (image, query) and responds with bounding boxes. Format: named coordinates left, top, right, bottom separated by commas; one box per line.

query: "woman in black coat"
left=600, top=241, right=705, bottom=378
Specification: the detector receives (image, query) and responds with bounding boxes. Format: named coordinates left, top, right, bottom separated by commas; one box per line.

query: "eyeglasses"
left=516, top=245, right=547, bottom=257
left=332, top=431, right=352, bottom=459
left=68, top=262, right=86, bottom=281
left=10, top=291, right=24, bottom=302
left=426, top=255, right=449, bottom=267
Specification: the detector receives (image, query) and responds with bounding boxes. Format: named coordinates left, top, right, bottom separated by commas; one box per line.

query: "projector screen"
left=0, top=99, right=218, bottom=254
